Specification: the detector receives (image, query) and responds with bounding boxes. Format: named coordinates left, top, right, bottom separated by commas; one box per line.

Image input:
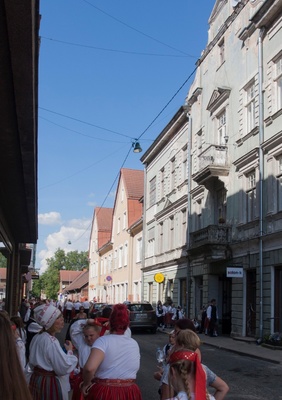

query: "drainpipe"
left=258, top=27, right=265, bottom=340
left=141, top=164, right=147, bottom=302
left=186, top=112, right=192, bottom=318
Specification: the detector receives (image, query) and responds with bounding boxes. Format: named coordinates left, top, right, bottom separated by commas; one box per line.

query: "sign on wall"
left=226, top=267, right=243, bottom=278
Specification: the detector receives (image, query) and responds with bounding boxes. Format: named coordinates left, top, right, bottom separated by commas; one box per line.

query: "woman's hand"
left=64, top=340, right=73, bottom=352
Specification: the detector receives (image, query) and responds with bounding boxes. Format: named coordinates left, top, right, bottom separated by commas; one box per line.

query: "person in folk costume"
left=0, top=312, right=33, bottom=400
left=156, top=300, right=165, bottom=328
left=28, top=303, right=78, bottom=400
left=69, top=318, right=106, bottom=400
left=167, top=349, right=216, bottom=400
left=81, top=303, right=142, bottom=400
left=206, top=299, right=218, bottom=337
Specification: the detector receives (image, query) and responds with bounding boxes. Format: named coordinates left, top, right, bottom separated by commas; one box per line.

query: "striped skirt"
left=84, top=378, right=142, bottom=400
left=29, top=367, right=63, bottom=400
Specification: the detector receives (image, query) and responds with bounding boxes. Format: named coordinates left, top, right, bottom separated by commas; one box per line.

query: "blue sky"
left=37, top=0, right=214, bottom=272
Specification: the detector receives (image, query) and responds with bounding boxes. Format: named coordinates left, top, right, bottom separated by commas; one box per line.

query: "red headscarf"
left=169, top=350, right=207, bottom=400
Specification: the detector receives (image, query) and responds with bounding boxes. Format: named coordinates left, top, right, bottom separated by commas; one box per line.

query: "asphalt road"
left=57, top=324, right=282, bottom=399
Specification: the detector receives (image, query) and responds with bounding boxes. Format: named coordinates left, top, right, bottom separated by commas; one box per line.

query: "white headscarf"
left=34, top=303, right=61, bottom=330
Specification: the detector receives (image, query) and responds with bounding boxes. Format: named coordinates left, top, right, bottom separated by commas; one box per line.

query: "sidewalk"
left=159, top=328, right=281, bottom=364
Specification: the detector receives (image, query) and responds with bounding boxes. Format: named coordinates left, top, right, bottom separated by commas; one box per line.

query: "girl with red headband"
left=81, top=303, right=142, bottom=399
left=168, top=350, right=215, bottom=400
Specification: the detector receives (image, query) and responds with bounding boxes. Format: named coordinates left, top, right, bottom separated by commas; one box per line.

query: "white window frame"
left=276, top=56, right=282, bottom=110
left=136, top=237, right=142, bottom=263
left=218, top=110, right=226, bottom=145
left=246, top=170, right=256, bottom=222
left=245, top=81, right=256, bottom=132
left=149, top=176, right=156, bottom=207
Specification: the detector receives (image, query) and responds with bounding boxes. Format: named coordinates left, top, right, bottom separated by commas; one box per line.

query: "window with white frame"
left=117, top=217, right=120, bottom=234
left=277, top=156, right=282, bottom=212
left=136, top=237, right=142, bottom=263
left=246, top=170, right=256, bottom=222
left=124, top=242, right=128, bottom=266
left=149, top=176, right=156, bottom=207
left=104, top=257, right=107, bottom=274
left=218, top=110, right=226, bottom=145
left=100, top=258, right=104, bottom=275
left=114, top=249, right=117, bottom=269
left=160, top=167, right=165, bottom=199
left=171, top=158, right=176, bottom=191
left=169, top=216, right=174, bottom=249
left=182, top=146, right=188, bottom=181
left=147, top=227, right=155, bottom=257
left=159, top=222, right=164, bottom=254
left=121, top=187, right=124, bottom=202
left=182, top=208, right=187, bottom=245
left=123, top=211, right=126, bottom=230
left=245, top=81, right=256, bottom=132
left=118, top=246, right=123, bottom=268
left=275, top=55, right=282, bottom=111
left=218, top=39, right=225, bottom=65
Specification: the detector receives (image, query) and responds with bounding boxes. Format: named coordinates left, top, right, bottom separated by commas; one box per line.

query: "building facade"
left=88, top=169, right=144, bottom=304
left=141, top=106, right=190, bottom=309
left=186, top=0, right=282, bottom=337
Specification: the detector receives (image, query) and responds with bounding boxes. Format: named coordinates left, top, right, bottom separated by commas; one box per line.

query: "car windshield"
left=128, top=304, right=153, bottom=312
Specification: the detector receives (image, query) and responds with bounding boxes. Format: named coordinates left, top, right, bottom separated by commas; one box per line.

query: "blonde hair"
left=175, top=329, right=201, bottom=351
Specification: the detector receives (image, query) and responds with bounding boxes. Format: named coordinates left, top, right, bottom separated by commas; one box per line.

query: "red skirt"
left=84, top=378, right=142, bottom=400
left=29, top=367, right=63, bottom=400
left=71, top=370, right=83, bottom=400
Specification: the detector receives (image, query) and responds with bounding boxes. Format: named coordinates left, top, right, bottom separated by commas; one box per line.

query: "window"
left=160, top=167, right=165, bottom=199
left=171, top=158, right=176, bottom=191
left=147, top=227, right=155, bottom=257
left=246, top=171, right=256, bottom=222
left=118, top=246, right=123, bottom=268
left=170, top=216, right=174, bottom=249
left=136, top=237, right=142, bottom=263
left=114, top=249, right=117, bottom=269
left=159, top=222, right=164, bottom=254
left=123, top=211, right=126, bottom=230
left=277, top=156, right=282, bottom=212
left=117, top=217, right=120, bottom=234
left=149, top=176, right=156, bottom=207
left=182, top=146, right=188, bottom=181
left=218, top=111, right=226, bottom=145
left=218, top=39, right=225, bottom=65
left=246, top=82, right=256, bottom=132
left=124, top=242, right=128, bottom=266
left=182, top=209, right=187, bottom=244
left=276, top=56, right=282, bottom=110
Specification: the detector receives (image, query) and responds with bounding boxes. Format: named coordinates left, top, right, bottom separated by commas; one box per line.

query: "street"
left=58, top=325, right=282, bottom=399
left=132, top=331, right=282, bottom=400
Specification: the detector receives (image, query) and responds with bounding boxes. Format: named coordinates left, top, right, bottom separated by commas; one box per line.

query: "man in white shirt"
left=83, top=298, right=90, bottom=317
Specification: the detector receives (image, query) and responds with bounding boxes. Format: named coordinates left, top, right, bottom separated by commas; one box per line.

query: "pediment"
left=209, top=0, right=228, bottom=23
left=163, top=197, right=172, bottom=209
left=206, top=87, right=231, bottom=114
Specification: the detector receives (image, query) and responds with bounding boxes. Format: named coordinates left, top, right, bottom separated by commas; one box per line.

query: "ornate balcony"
left=189, top=225, right=230, bottom=260
left=192, top=144, right=230, bottom=188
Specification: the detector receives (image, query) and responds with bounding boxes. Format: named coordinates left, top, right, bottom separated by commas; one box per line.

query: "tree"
left=0, top=253, right=7, bottom=268
left=37, top=248, right=89, bottom=299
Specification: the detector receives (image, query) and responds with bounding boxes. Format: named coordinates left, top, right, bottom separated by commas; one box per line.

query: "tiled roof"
left=59, top=270, right=82, bottom=282
left=121, top=168, right=144, bottom=199
left=95, top=207, right=113, bottom=231
left=0, top=268, right=7, bottom=280
left=63, top=270, right=89, bottom=292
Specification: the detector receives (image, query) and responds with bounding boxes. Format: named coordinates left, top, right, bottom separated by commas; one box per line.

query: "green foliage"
left=37, top=248, right=89, bottom=299
left=0, top=253, right=7, bottom=268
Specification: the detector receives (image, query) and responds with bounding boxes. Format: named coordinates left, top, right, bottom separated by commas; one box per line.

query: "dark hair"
left=0, top=314, right=32, bottom=400
left=101, top=306, right=112, bottom=319
left=109, top=304, right=129, bottom=334
left=174, top=318, right=196, bottom=332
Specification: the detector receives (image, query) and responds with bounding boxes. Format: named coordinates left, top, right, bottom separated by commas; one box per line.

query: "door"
left=246, top=270, right=256, bottom=337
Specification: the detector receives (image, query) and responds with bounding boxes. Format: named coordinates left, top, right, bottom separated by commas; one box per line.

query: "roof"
left=0, top=268, right=7, bottom=280
left=121, top=169, right=144, bottom=199
left=63, top=270, right=89, bottom=292
left=95, top=207, right=113, bottom=231
left=60, top=270, right=82, bottom=282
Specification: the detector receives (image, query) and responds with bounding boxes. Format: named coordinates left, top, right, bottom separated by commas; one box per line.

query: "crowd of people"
left=0, top=296, right=228, bottom=400
left=156, top=301, right=185, bottom=330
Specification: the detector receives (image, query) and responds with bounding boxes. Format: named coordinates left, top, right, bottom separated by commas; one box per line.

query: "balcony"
left=192, top=144, right=230, bottom=188
left=189, top=225, right=230, bottom=260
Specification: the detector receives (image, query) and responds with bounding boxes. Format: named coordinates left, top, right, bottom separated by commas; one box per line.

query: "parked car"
left=90, top=302, right=107, bottom=317
left=126, top=302, right=157, bottom=333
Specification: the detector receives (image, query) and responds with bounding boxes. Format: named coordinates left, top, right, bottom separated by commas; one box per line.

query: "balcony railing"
left=197, top=144, right=228, bottom=171
left=190, top=225, right=230, bottom=248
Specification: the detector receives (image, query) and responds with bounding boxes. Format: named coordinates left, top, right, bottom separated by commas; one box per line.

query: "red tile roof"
left=121, top=168, right=144, bottom=199
left=95, top=207, right=113, bottom=231
left=59, top=270, right=82, bottom=282
left=63, top=270, right=89, bottom=292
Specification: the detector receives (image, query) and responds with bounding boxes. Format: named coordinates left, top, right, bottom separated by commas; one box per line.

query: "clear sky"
left=37, top=0, right=214, bottom=272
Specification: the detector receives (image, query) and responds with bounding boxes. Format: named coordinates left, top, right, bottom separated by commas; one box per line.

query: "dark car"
left=126, top=302, right=157, bottom=333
